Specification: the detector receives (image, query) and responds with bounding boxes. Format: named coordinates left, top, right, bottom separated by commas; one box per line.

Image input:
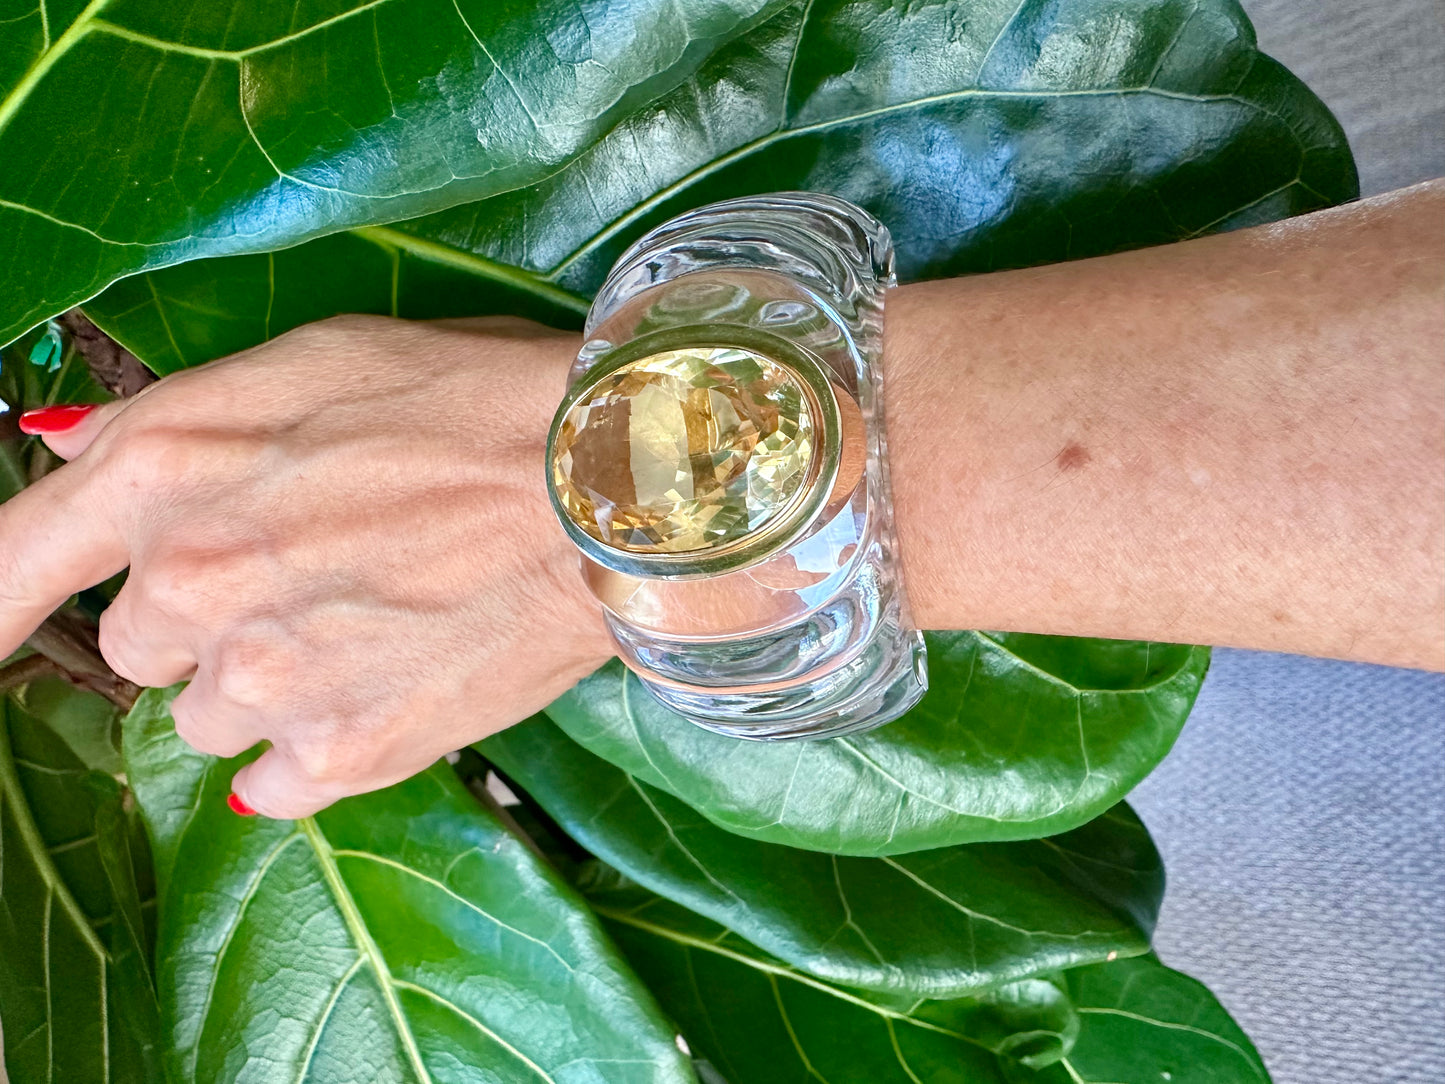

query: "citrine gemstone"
left=552, top=347, right=817, bottom=554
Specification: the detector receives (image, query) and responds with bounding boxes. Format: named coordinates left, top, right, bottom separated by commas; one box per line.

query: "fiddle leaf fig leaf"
left=547, top=633, right=1210, bottom=855
left=14, top=675, right=124, bottom=775
left=0, top=691, right=162, bottom=1083
left=0, top=0, right=788, bottom=345
left=593, top=887, right=1019, bottom=1083
left=483, top=714, right=1164, bottom=999
left=83, top=229, right=589, bottom=376
left=1011, top=955, right=1270, bottom=1084
left=79, top=0, right=1355, bottom=372
left=121, top=686, right=695, bottom=1084
left=597, top=887, right=1267, bottom=1083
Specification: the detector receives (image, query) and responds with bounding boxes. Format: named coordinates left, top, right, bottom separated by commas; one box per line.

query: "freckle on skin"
left=1055, top=442, right=1091, bottom=471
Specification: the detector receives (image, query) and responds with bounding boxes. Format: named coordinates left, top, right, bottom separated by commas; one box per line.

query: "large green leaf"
left=0, top=0, right=787, bottom=344
left=83, top=229, right=589, bottom=375
left=14, top=675, right=124, bottom=774
left=596, top=888, right=1015, bottom=1083
left=81, top=0, right=1356, bottom=371
left=483, top=714, right=1164, bottom=999
left=122, top=686, right=694, bottom=1084
left=0, top=690, right=160, bottom=1083
left=596, top=887, right=1269, bottom=1083
left=548, top=632, right=1210, bottom=855
left=1017, top=955, right=1270, bottom=1083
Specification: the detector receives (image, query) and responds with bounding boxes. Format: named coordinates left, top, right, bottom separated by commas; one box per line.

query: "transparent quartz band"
left=548, top=192, right=928, bottom=740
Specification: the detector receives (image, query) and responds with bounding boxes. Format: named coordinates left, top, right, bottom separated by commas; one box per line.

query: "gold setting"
left=547, top=330, right=841, bottom=579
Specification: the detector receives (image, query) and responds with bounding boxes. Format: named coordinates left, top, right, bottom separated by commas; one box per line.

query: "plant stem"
left=0, top=653, right=59, bottom=692
left=24, top=610, right=140, bottom=710
left=60, top=310, right=156, bottom=397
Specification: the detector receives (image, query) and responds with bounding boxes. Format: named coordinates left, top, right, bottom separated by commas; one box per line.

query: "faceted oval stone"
left=552, top=347, right=817, bottom=554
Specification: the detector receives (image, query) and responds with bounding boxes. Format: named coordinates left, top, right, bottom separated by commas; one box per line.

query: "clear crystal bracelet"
left=546, top=193, right=927, bottom=740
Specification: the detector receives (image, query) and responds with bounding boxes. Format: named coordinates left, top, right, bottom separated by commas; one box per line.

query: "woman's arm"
left=888, top=180, right=1444, bottom=670
left=0, top=184, right=1438, bottom=817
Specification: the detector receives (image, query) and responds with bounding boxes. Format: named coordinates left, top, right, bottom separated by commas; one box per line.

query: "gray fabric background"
left=1128, top=4, right=1445, bottom=1081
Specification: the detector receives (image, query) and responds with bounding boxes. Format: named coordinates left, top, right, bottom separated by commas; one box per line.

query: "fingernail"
left=18, top=403, right=96, bottom=434
left=227, top=793, right=257, bottom=817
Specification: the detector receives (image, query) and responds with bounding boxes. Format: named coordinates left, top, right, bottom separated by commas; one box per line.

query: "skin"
left=888, top=180, right=1444, bottom=668
left=0, top=181, right=1439, bottom=817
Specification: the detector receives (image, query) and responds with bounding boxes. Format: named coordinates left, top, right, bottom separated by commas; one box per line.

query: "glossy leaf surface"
left=84, top=229, right=588, bottom=375
left=81, top=0, right=1357, bottom=369
left=122, top=686, right=693, bottom=1084
left=1016, top=955, right=1270, bottom=1083
left=483, top=714, right=1164, bottom=999
left=599, top=887, right=1269, bottom=1083
left=0, top=0, right=785, bottom=344
left=597, top=889, right=1015, bottom=1083
left=16, top=676, right=124, bottom=774
left=548, top=633, right=1210, bottom=855
left=0, top=691, right=160, bottom=1083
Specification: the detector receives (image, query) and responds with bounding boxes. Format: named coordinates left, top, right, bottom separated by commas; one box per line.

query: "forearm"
left=887, top=181, right=1445, bottom=670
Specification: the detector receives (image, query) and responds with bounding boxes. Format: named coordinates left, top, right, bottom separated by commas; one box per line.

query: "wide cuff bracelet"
left=546, top=193, right=927, bottom=740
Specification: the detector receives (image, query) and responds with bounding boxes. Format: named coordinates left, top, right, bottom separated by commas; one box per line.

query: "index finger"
left=0, top=461, right=129, bottom=657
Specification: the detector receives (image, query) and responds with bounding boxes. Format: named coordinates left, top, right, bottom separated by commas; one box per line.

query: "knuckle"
left=96, top=423, right=190, bottom=491
left=170, top=696, right=247, bottom=758
left=96, top=607, right=145, bottom=683
left=289, top=735, right=363, bottom=787
left=213, top=634, right=296, bottom=707
left=140, top=551, right=215, bottom=620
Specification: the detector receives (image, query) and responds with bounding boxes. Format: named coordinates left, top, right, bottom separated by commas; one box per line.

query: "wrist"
left=513, top=329, right=617, bottom=673
left=885, top=280, right=982, bottom=632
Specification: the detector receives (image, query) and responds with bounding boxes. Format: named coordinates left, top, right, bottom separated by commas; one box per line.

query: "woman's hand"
left=0, top=315, right=611, bottom=818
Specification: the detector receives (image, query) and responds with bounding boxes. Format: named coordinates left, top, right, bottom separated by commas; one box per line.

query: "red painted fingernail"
left=227, top=793, right=257, bottom=817
left=18, top=403, right=96, bottom=434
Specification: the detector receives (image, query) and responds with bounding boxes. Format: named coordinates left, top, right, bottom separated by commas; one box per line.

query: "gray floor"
left=1129, top=6, right=1445, bottom=1082
left=1132, top=653, right=1445, bottom=1084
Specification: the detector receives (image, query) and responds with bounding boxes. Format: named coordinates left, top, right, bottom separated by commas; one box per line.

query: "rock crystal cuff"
left=546, top=193, right=927, bottom=740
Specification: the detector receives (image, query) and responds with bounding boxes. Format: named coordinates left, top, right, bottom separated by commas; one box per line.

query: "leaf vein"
left=391, top=978, right=556, bottom=1083
left=329, top=848, right=578, bottom=975
left=301, top=818, right=434, bottom=1084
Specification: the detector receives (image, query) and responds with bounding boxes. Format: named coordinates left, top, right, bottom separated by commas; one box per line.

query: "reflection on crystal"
left=553, top=347, right=816, bottom=553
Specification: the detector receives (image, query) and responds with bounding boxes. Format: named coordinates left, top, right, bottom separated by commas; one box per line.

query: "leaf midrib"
left=0, top=712, right=109, bottom=959
left=300, top=817, right=433, bottom=1084
left=0, top=0, right=112, bottom=139
left=542, top=85, right=1290, bottom=280
left=595, top=904, right=995, bottom=1054
left=350, top=227, right=589, bottom=316
left=0, top=708, right=112, bottom=1082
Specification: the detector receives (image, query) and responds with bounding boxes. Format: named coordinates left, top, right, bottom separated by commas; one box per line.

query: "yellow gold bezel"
left=546, top=325, right=842, bottom=580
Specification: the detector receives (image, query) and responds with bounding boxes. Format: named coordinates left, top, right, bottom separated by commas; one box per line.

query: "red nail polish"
left=227, top=793, right=257, bottom=817
left=18, top=403, right=96, bottom=434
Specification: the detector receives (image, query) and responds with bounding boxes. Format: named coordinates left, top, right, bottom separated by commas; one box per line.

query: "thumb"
left=18, top=399, right=129, bottom=460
